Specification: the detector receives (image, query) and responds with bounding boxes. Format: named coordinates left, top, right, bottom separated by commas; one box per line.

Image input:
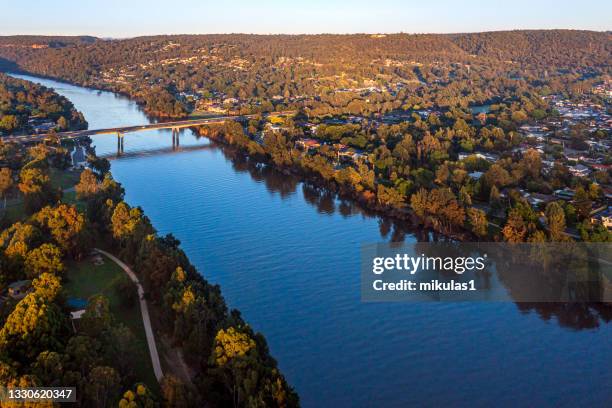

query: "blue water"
left=11, top=73, right=612, bottom=407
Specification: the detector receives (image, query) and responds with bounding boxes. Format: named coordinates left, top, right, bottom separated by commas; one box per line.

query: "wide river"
left=12, top=73, right=612, bottom=407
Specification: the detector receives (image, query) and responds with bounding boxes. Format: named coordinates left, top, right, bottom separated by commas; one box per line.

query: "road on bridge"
left=2, top=110, right=295, bottom=144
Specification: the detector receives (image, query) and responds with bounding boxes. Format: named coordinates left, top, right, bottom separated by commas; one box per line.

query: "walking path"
left=94, top=248, right=164, bottom=382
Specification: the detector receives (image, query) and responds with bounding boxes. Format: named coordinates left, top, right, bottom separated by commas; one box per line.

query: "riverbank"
left=4, top=69, right=188, bottom=120
left=199, top=127, right=475, bottom=242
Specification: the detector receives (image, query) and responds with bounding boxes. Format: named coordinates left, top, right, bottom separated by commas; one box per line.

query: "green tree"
left=545, top=201, right=567, bottom=241
left=468, top=208, right=488, bottom=238
left=84, top=366, right=121, bottom=408
left=0, top=167, right=13, bottom=209
left=80, top=295, right=112, bottom=337
left=0, top=115, right=19, bottom=133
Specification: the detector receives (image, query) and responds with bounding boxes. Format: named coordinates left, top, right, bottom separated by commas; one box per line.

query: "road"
left=94, top=248, right=164, bottom=382
left=2, top=110, right=295, bottom=144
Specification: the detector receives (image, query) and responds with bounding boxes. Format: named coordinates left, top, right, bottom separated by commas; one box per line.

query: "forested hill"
left=0, top=30, right=609, bottom=67
left=448, top=30, right=611, bottom=67
left=0, top=73, right=87, bottom=135
left=0, top=30, right=608, bottom=118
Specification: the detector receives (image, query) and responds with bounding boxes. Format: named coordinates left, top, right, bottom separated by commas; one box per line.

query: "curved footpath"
left=94, top=248, right=164, bottom=382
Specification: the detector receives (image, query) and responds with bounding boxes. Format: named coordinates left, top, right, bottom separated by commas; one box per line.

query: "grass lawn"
left=63, top=253, right=159, bottom=391
left=61, top=190, right=87, bottom=212
left=50, top=167, right=81, bottom=191
left=2, top=201, right=26, bottom=224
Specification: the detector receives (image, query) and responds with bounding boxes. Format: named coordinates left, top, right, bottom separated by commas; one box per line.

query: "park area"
left=63, top=251, right=159, bottom=391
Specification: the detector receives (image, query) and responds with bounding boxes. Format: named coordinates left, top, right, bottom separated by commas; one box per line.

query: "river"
left=10, top=73, right=612, bottom=407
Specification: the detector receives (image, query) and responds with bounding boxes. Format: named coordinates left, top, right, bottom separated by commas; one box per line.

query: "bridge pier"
left=172, top=128, right=179, bottom=150
left=117, top=132, right=125, bottom=155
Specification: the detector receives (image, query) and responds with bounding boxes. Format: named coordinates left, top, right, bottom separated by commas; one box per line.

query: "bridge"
left=2, top=111, right=294, bottom=153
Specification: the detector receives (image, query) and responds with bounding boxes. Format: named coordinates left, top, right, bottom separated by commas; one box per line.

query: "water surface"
left=11, top=73, right=612, bottom=408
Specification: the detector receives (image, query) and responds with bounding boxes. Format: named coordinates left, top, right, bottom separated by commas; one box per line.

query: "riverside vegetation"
left=0, top=77, right=297, bottom=407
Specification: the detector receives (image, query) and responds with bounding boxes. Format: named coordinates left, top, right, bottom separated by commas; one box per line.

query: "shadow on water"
left=100, top=143, right=217, bottom=160
left=218, top=144, right=430, bottom=242
left=216, top=143, right=612, bottom=331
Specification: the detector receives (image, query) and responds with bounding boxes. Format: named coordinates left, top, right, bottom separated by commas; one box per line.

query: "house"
left=458, top=152, right=498, bottom=162
left=7, top=280, right=31, bottom=300
left=591, top=207, right=612, bottom=230
left=564, top=152, right=587, bottom=162
left=295, top=138, right=321, bottom=152
left=527, top=193, right=556, bottom=207
left=554, top=189, right=575, bottom=200
left=32, top=122, right=55, bottom=133
left=569, top=164, right=591, bottom=177
left=265, top=123, right=283, bottom=133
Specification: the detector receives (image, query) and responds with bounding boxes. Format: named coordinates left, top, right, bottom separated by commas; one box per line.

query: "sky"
left=4, top=0, right=611, bottom=37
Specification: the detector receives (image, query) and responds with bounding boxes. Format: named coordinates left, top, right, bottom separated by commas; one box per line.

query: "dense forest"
left=0, top=73, right=87, bottom=135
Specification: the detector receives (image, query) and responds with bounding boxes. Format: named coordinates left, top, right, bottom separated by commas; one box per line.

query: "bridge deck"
left=2, top=111, right=293, bottom=144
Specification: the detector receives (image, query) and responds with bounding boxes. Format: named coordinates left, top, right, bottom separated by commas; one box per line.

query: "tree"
left=545, top=201, right=566, bottom=241
left=18, top=168, right=49, bottom=195
left=75, top=169, right=99, bottom=199
left=0, top=273, right=65, bottom=362
left=86, top=155, right=111, bottom=177
left=84, top=366, right=120, bottom=408
left=489, top=185, right=501, bottom=207
left=376, top=184, right=406, bottom=210
left=32, top=351, right=64, bottom=386
left=0, top=167, right=12, bottom=209
left=410, top=188, right=429, bottom=219
left=468, top=208, right=488, bottom=237
left=502, top=209, right=528, bottom=242
left=573, top=186, right=592, bottom=221
left=32, top=204, right=87, bottom=257
left=459, top=186, right=472, bottom=205
left=521, top=149, right=542, bottom=179
left=0, top=115, right=19, bottom=133
left=484, top=164, right=511, bottom=190
left=111, top=202, right=143, bottom=242
left=18, top=168, right=58, bottom=214
left=161, top=375, right=194, bottom=408
left=118, top=384, right=156, bottom=408
left=24, top=243, right=64, bottom=278
left=104, top=324, right=138, bottom=380
left=57, top=116, right=69, bottom=131
left=80, top=295, right=112, bottom=337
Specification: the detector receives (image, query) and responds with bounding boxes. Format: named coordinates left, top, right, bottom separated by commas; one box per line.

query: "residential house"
left=7, top=280, right=31, bottom=300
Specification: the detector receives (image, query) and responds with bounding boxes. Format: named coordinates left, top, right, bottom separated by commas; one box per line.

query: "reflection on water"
left=10, top=73, right=612, bottom=408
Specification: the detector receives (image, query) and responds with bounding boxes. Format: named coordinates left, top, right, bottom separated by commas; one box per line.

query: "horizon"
left=3, top=28, right=610, bottom=41
left=4, top=0, right=611, bottom=37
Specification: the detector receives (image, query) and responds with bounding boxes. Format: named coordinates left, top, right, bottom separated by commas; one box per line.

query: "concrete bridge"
left=3, top=111, right=294, bottom=153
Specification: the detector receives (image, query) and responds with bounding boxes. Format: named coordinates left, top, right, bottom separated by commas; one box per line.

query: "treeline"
left=198, top=108, right=610, bottom=243
left=0, top=73, right=87, bottom=135
left=0, top=139, right=298, bottom=405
